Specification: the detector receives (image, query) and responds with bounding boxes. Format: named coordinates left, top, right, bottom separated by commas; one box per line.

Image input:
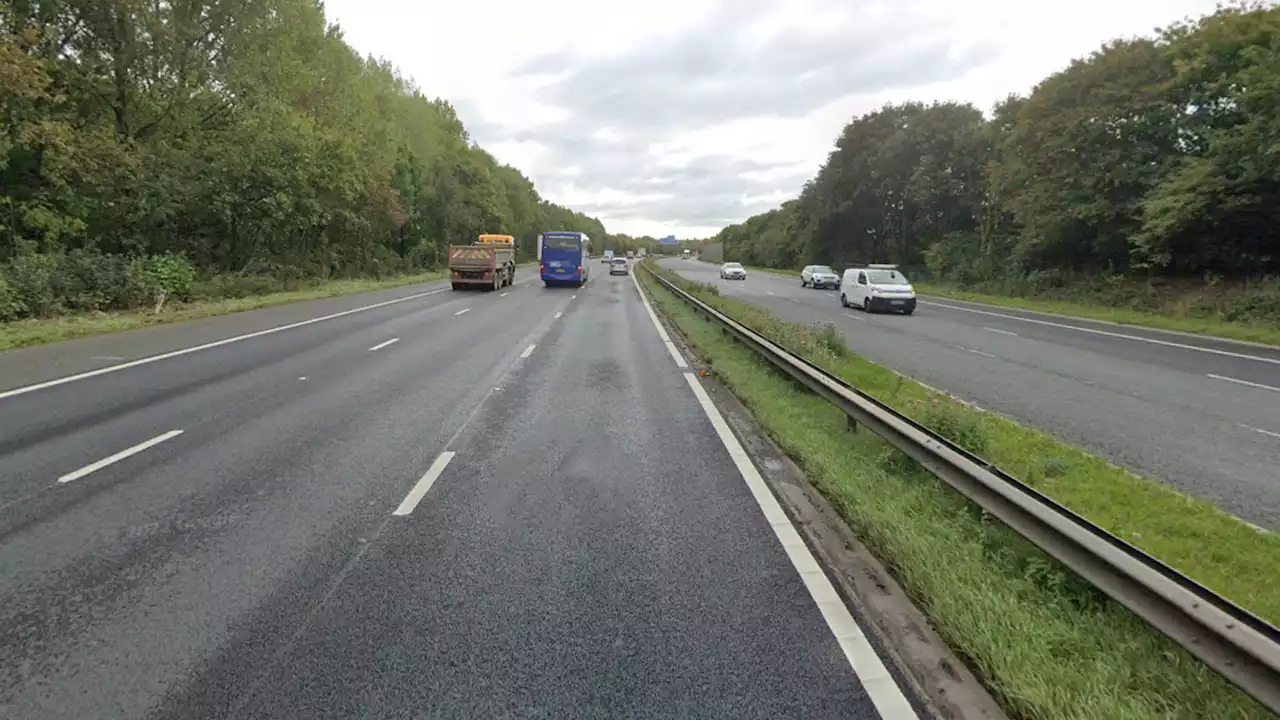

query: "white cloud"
left=322, top=0, right=1224, bottom=238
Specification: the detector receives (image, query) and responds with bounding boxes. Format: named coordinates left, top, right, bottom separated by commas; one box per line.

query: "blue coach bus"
left=539, top=231, right=591, bottom=287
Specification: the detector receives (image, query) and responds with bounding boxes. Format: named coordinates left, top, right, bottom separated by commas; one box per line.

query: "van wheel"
left=863, top=297, right=871, bottom=312
left=840, top=294, right=847, bottom=307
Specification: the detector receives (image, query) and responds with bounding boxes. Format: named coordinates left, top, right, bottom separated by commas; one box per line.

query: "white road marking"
left=90, top=356, right=126, bottom=361
left=368, top=338, right=399, bottom=352
left=983, top=327, right=1018, bottom=336
left=298, top=376, right=307, bottom=380
left=921, top=300, right=1280, bottom=366
left=681, top=374, right=917, bottom=719
left=58, top=430, right=184, bottom=484
left=392, top=451, right=456, bottom=516
left=520, top=344, right=536, bottom=359
left=844, top=312, right=865, bottom=322
left=1240, top=423, right=1280, bottom=439
left=1207, top=373, right=1280, bottom=393
left=554, top=311, right=563, bottom=319
left=454, top=308, right=471, bottom=316
left=968, top=348, right=997, bottom=359
left=766, top=291, right=776, bottom=296
left=500, top=292, right=509, bottom=297
left=571, top=294, right=577, bottom=300
left=631, top=270, right=689, bottom=368
left=0, top=287, right=451, bottom=401
left=790, top=297, right=801, bottom=303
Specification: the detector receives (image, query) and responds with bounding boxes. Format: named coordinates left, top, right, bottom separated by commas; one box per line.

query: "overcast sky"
left=321, top=0, right=1223, bottom=238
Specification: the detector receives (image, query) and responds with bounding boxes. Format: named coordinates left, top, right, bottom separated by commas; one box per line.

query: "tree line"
left=0, top=0, right=608, bottom=320
left=713, top=3, right=1280, bottom=296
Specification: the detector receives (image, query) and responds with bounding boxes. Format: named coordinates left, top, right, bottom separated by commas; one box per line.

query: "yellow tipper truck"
left=449, top=234, right=516, bottom=290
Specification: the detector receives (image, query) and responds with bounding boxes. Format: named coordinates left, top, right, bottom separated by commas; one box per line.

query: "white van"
left=840, top=264, right=916, bottom=315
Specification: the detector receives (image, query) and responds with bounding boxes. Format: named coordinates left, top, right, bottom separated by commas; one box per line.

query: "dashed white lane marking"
left=0, top=287, right=452, bottom=401
left=968, top=348, right=997, bottom=359
left=680, top=374, right=918, bottom=719
left=571, top=294, right=577, bottom=300
left=298, top=376, right=307, bottom=380
left=500, top=292, right=510, bottom=297
left=1207, top=373, right=1280, bottom=393
left=392, top=451, right=456, bottom=516
left=983, top=327, right=1018, bottom=336
left=766, top=291, right=776, bottom=296
left=844, top=313, right=865, bottom=322
left=631, top=271, right=689, bottom=368
left=368, top=338, right=399, bottom=352
left=554, top=312, right=563, bottom=319
left=454, top=308, right=471, bottom=316
left=1240, top=423, right=1280, bottom=440
left=520, top=344, right=537, bottom=359
left=58, top=430, right=184, bottom=484
left=920, top=300, right=1280, bottom=366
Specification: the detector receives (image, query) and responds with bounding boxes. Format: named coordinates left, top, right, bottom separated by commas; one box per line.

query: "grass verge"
left=638, top=262, right=1276, bottom=719
left=913, top=282, right=1280, bottom=347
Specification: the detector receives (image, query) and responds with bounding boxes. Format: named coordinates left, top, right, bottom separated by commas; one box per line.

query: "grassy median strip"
left=639, top=265, right=1276, bottom=719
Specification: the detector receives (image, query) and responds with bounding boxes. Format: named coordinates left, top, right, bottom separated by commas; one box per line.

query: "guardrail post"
left=847, top=414, right=857, bottom=433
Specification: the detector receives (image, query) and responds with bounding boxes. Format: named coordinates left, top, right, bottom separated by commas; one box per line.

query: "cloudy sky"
left=321, top=0, right=1223, bottom=238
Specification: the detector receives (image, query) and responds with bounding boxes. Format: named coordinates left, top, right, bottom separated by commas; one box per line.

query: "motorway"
left=0, top=267, right=922, bottom=718
left=662, top=259, right=1280, bottom=530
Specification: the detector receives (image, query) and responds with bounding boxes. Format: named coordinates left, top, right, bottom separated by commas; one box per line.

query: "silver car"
left=801, top=265, right=840, bottom=289
left=720, top=262, right=747, bottom=280
left=609, top=257, right=630, bottom=275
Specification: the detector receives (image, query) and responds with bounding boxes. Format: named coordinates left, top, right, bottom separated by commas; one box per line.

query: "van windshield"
left=867, top=269, right=905, bottom=284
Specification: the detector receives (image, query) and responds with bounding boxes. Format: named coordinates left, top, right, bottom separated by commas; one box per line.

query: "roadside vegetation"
left=639, top=262, right=1277, bottom=719
left=698, top=3, right=1280, bottom=343
left=0, top=1, right=606, bottom=338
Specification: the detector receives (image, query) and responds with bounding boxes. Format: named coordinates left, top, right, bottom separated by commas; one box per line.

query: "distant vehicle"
left=450, top=233, right=516, bottom=291
left=540, top=231, right=591, bottom=288
left=637, top=248, right=647, bottom=258
left=682, top=249, right=692, bottom=259
left=720, top=262, right=747, bottom=280
left=801, top=265, right=840, bottom=290
left=609, top=257, right=630, bottom=275
left=626, top=250, right=635, bottom=259
left=603, top=249, right=614, bottom=264
left=840, top=263, right=916, bottom=314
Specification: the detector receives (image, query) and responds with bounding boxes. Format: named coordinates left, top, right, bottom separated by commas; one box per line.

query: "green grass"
left=911, top=282, right=1280, bottom=347
left=638, top=263, right=1276, bottom=719
left=0, top=269, right=446, bottom=351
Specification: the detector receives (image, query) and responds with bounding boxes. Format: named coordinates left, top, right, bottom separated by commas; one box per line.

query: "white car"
left=801, top=265, right=840, bottom=289
left=840, top=264, right=916, bottom=314
left=720, top=262, right=747, bottom=280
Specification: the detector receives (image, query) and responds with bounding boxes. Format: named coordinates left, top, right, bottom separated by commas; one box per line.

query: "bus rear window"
left=543, top=235, right=580, bottom=250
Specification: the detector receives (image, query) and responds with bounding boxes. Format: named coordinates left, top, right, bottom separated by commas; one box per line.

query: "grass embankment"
left=639, top=262, right=1278, bottom=719
left=0, top=269, right=446, bottom=351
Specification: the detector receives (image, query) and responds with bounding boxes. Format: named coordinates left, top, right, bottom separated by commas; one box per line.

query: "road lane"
left=0, top=268, right=918, bottom=718
left=0, top=280, right=570, bottom=718
left=150, top=269, right=912, bottom=720
left=665, top=259, right=1280, bottom=530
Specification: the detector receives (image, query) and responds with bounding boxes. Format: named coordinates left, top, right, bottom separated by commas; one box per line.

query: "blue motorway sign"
left=659, top=235, right=678, bottom=245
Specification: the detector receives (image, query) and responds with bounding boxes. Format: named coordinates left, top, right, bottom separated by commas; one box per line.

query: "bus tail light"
left=577, top=265, right=582, bottom=274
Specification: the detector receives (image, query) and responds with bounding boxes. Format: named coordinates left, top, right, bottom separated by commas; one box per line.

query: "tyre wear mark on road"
left=1207, top=373, right=1280, bottom=393
left=920, top=300, right=1280, bottom=365
left=57, top=430, right=184, bottom=484
left=0, top=287, right=452, bottom=402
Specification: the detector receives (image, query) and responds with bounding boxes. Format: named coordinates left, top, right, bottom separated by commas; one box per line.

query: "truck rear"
left=450, top=234, right=516, bottom=290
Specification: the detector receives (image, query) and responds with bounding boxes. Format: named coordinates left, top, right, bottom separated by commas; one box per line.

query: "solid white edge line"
left=368, top=337, right=400, bottom=352
left=520, top=344, right=537, bottom=359
left=58, top=430, right=184, bottom=484
left=454, top=308, right=471, bottom=316
left=0, top=287, right=451, bottom=401
left=631, top=269, right=689, bottom=368
left=680, top=373, right=918, bottom=719
left=1207, top=373, right=1280, bottom=393
left=392, top=451, right=456, bottom=516
left=920, top=300, right=1280, bottom=366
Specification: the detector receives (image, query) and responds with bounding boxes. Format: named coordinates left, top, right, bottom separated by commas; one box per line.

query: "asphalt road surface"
left=664, top=259, right=1280, bottom=530
left=0, top=266, right=921, bottom=719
